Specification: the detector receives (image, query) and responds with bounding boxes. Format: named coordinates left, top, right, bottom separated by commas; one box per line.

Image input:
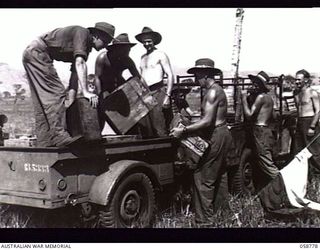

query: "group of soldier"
left=22, top=21, right=176, bottom=147
left=21, top=21, right=320, bottom=225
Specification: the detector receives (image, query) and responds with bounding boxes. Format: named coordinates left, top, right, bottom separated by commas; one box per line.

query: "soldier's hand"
left=84, top=92, right=99, bottom=108
left=64, top=99, right=74, bottom=109
left=241, top=89, right=247, bottom=97
left=307, top=128, right=316, bottom=137
left=170, top=127, right=184, bottom=138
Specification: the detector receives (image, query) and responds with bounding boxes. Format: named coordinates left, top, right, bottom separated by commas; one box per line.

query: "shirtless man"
left=294, top=69, right=320, bottom=172
left=135, top=27, right=174, bottom=136
left=241, top=71, right=279, bottom=189
left=94, top=33, right=140, bottom=131
left=95, top=33, right=140, bottom=96
left=170, top=58, right=233, bottom=224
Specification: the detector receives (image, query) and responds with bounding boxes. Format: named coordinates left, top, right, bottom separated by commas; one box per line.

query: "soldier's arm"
left=75, top=56, right=98, bottom=108
left=310, top=89, right=320, bottom=128
left=181, top=88, right=218, bottom=133
left=242, top=94, right=263, bottom=119
left=127, top=58, right=141, bottom=79
left=94, top=52, right=106, bottom=95
left=159, top=52, right=174, bottom=98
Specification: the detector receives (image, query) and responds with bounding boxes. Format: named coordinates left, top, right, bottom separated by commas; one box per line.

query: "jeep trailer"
left=0, top=136, right=177, bottom=228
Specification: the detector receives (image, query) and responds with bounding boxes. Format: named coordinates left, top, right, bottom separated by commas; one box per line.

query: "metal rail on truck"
left=174, top=74, right=285, bottom=123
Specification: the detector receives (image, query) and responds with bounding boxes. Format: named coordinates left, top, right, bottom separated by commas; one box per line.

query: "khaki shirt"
left=41, top=25, right=92, bottom=62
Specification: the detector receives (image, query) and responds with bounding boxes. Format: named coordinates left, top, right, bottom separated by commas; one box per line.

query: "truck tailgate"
left=0, top=146, right=104, bottom=209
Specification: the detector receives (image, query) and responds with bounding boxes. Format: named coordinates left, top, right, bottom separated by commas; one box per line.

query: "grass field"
left=153, top=175, right=320, bottom=228
left=1, top=176, right=320, bottom=228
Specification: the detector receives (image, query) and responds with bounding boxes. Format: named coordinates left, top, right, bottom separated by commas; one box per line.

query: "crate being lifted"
left=102, top=77, right=158, bottom=134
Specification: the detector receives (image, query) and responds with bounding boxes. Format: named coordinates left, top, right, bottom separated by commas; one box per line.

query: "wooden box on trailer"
left=103, top=77, right=158, bottom=134
left=66, top=97, right=101, bottom=140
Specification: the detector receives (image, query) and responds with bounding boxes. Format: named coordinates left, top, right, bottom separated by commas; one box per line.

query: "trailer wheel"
left=97, top=173, right=155, bottom=228
left=231, top=148, right=255, bottom=195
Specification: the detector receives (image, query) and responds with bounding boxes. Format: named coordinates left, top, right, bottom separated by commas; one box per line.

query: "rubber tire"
left=231, top=148, right=255, bottom=195
left=98, top=173, right=155, bottom=228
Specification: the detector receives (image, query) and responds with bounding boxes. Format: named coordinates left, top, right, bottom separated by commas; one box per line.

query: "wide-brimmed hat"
left=107, top=33, right=136, bottom=49
left=248, top=71, right=270, bottom=92
left=187, top=58, right=221, bottom=75
left=88, top=22, right=115, bottom=40
left=135, top=27, right=162, bottom=45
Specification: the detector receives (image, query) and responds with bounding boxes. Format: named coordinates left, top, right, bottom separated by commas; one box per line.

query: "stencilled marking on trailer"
left=24, top=163, right=49, bottom=173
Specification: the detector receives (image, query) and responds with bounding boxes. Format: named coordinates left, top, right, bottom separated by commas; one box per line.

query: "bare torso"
left=254, top=93, right=274, bottom=126
left=140, top=50, right=165, bottom=86
left=295, top=87, right=316, bottom=117
left=95, top=51, right=140, bottom=93
left=203, top=84, right=227, bottom=127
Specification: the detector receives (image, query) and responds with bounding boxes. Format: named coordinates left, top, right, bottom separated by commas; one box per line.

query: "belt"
left=149, top=81, right=164, bottom=91
left=298, top=116, right=314, bottom=120
left=254, top=124, right=268, bottom=127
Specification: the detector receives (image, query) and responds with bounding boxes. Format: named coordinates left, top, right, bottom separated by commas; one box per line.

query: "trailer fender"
left=88, top=160, right=160, bottom=206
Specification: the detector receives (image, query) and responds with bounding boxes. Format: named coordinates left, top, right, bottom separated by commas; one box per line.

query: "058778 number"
left=300, top=244, right=318, bottom=248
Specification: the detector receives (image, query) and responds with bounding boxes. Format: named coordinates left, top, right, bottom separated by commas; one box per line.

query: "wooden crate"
left=66, top=97, right=101, bottom=141
left=103, top=77, right=158, bottom=134
left=171, top=113, right=209, bottom=163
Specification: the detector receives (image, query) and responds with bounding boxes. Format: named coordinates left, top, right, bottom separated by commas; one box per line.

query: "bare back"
left=140, top=50, right=167, bottom=86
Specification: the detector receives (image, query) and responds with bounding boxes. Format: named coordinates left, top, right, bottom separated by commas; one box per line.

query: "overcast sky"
left=1, top=8, right=320, bottom=81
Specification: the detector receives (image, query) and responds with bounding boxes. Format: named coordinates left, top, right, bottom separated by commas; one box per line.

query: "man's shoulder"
left=98, top=50, right=107, bottom=57
left=154, top=49, right=169, bottom=58
left=207, top=84, right=224, bottom=98
left=123, top=56, right=134, bottom=63
left=61, top=25, right=88, bottom=33
left=68, top=25, right=86, bottom=30
left=141, top=53, right=148, bottom=59
left=96, top=51, right=108, bottom=62
left=256, top=93, right=270, bottom=102
left=308, top=86, right=319, bottom=95
left=141, top=50, right=165, bottom=60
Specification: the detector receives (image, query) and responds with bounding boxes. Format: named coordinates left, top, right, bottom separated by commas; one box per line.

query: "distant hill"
left=0, top=63, right=31, bottom=98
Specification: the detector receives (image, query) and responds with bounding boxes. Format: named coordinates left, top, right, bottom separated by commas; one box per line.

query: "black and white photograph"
left=1, top=8, right=320, bottom=235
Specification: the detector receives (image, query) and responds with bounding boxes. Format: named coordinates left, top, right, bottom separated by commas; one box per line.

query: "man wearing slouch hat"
left=170, top=58, right=233, bottom=224
left=23, top=22, right=115, bottom=147
left=241, top=71, right=279, bottom=190
left=93, top=33, right=140, bottom=133
left=135, top=27, right=174, bottom=137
